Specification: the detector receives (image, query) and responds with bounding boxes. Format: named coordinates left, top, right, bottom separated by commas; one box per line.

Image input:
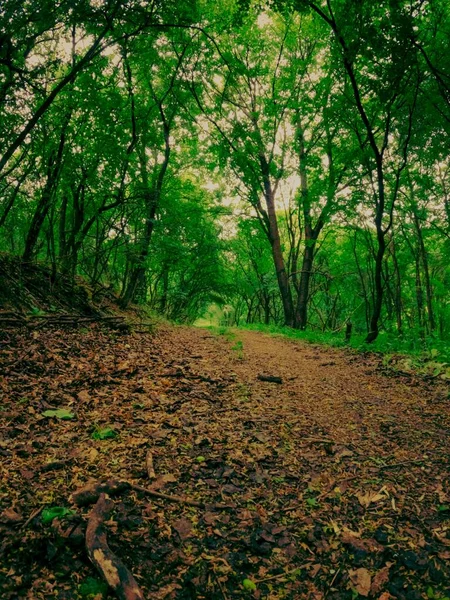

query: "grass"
left=242, top=323, right=450, bottom=361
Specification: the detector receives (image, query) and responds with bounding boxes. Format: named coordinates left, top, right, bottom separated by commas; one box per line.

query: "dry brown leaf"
left=172, top=517, right=192, bottom=540
left=149, top=473, right=177, bottom=490
left=0, top=508, right=23, bottom=524
left=349, top=568, right=371, bottom=597
left=341, top=531, right=384, bottom=554
left=371, top=565, right=391, bottom=595
left=77, top=390, right=90, bottom=403
left=435, top=483, right=448, bottom=503
left=357, top=488, right=388, bottom=508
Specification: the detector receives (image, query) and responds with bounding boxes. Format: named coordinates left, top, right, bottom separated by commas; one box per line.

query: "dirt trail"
left=1, top=325, right=449, bottom=599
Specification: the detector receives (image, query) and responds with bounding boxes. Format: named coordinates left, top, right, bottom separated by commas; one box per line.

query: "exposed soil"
left=1, top=324, right=449, bottom=599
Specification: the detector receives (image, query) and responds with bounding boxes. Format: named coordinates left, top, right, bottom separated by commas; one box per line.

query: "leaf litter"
left=0, top=324, right=449, bottom=599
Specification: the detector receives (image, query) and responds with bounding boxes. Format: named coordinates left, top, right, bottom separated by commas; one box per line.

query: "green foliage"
left=231, top=339, right=244, bottom=359
left=0, top=0, right=449, bottom=348
left=41, top=409, right=75, bottom=420
left=78, top=577, right=109, bottom=599
left=91, top=427, right=117, bottom=440
left=41, top=506, right=75, bottom=524
left=242, top=578, right=257, bottom=591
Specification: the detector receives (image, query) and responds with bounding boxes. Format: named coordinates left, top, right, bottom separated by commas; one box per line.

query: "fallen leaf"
left=0, top=508, right=23, bottom=524
left=349, top=568, right=371, bottom=597
left=357, top=488, right=388, bottom=508
left=172, top=517, right=192, bottom=540
left=341, top=531, right=384, bottom=554
left=151, top=473, right=177, bottom=490
left=77, top=390, right=90, bottom=403
left=371, top=566, right=391, bottom=595
left=42, top=408, right=75, bottom=420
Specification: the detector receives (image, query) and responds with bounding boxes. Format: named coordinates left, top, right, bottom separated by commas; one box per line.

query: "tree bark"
left=259, top=155, right=294, bottom=327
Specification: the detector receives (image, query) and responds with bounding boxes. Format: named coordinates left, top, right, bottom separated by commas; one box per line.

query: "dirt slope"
left=0, top=325, right=449, bottom=599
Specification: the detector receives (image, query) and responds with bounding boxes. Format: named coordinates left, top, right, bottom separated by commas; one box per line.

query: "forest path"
left=1, top=324, right=450, bottom=599
left=221, top=328, right=447, bottom=459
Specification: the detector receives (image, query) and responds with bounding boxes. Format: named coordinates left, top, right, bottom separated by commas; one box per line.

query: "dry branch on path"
left=86, top=494, right=144, bottom=600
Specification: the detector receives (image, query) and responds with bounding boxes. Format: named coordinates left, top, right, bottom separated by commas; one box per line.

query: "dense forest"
left=1, top=0, right=450, bottom=345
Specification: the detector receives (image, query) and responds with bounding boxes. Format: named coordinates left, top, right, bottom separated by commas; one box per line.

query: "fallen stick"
left=86, top=494, right=144, bottom=600
left=255, top=562, right=313, bottom=583
left=72, top=479, right=233, bottom=510
left=22, top=505, right=44, bottom=529
left=145, top=450, right=156, bottom=479
left=130, top=483, right=204, bottom=508
left=257, top=374, right=283, bottom=384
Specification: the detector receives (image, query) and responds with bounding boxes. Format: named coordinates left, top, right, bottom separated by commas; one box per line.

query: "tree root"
left=86, top=493, right=144, bottom=600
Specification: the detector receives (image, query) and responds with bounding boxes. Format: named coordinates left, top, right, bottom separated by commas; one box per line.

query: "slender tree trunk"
left=366, top=225, right=386, bottom=343
left=0, top=167, right=30, bottom=228
left=413, top=212, right=435, bottom=332
left=414, top=251, right=424, bottom=337
left=260, top=166, right=294, bottom=327
left=266, top=194, right=294, bottom=326
left=352, top=229, right=370, bottom=331
left=389, top=234, right=403, bottom=335
left=295, top=242, right=315, bottom=329
left=23, top=113, right=70, bottom=261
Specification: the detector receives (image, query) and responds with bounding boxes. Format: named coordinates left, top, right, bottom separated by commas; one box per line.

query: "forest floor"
left=1, top=324, right=450, bottom=600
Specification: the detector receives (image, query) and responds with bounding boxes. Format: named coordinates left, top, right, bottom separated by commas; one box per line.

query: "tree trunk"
left=413, top=211, right=435, bottom=332
left=366, top=226, right=386, bottom=343
left=389, top=233, right=403, bottom=335
left=295, top=241, right=315, bottom=329
left=23, top=114, right=69, bottom=261
left=259, top=157, right=294, bottom=327
left=267, top=196, right=294, bottom=327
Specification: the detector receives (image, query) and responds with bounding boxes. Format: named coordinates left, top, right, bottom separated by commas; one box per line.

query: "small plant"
left=91, top=426, right=117, bottom=440
left=79, top=577, right=109, bottom=598
left=42, top=408, right=75, bottom=420
left=231, top=340, right=244, bottom=360
left=242, top=578, right=257, bottom=592
left=42, top=506, right=76, bottom=524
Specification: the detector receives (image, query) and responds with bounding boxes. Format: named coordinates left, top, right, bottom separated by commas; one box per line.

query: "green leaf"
left=79, top=576, right=109, bottom=598
left=438, top=504, right=450, bottom=512
left=91, top=427, right=117, bottom=440
left=42, top=408, right=75, bottom=420
left=195, top=455, right=206, bottom=463
left=42, top=506, right=75, bottom=524
left=306, top=497, right=319, bottom=507
left=273, top=476, right=285, bottom=483
left=243, top=578, right=257, bottom=591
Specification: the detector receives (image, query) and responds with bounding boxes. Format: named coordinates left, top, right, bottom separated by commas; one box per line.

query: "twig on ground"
left=257, top=374, right=283, bottom=384
left=212, top=568, right=230, bottom=600
left=145, top=450, right=156, bottom=479
left=72, top=478, right=234, bottom=510
left=22, top=505, right=44, bottom=529
left=255, top=563, right=313, bottom=583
